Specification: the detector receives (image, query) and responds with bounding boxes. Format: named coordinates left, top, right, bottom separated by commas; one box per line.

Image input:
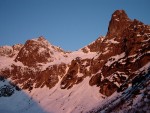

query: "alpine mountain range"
left=0, top=10, right=150, bottom=113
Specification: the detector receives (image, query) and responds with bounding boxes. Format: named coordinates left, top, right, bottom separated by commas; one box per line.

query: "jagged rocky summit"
left=0, top=10, right=150, bottom=113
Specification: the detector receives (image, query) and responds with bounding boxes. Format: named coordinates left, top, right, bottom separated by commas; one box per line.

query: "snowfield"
left=0, top=77, right=104, bottom=113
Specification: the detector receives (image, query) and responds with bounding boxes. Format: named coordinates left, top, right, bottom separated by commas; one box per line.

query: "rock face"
left=15, top=37, right=65, bottom=67
left=0, top=10, right=150, bottom=97
left=107, top=10, right=132, bottom=37
left=0, top=44, right=23, bottom=57
left=87, top=10, right=150, bottom=96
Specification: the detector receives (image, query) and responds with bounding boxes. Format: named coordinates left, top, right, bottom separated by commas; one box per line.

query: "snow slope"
left=0, top=77, right=103, bottom=113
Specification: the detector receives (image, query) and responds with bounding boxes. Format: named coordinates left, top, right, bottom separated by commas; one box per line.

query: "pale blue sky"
left=0, top=0, right=150, bottom=51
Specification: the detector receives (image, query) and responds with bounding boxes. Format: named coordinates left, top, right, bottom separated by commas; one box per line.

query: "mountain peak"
left=14, top=37, right=54, bottom=66
left=14, top=36, right=67, bottom=66
left=37, top=36, right=45, bottom=41
left=34, top=36, right=47, bottom=43
left=31, top=36, right=51, bottom=47
left=107, top=10, right=131, bottom=37
left=112, top=10, right=128, bottom=19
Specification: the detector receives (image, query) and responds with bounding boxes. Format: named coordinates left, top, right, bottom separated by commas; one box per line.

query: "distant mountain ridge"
left=0, top=10, right=150, bottom=113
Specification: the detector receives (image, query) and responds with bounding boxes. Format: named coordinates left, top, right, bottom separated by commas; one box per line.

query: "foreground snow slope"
left=0, top=77, right=103, bottom=113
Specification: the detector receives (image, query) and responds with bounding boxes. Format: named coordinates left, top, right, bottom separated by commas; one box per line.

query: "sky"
left=0, top=0, right=150, bottom=51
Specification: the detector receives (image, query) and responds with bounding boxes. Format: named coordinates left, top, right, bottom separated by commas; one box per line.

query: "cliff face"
left=107, top=10, right=131, bottom=37
left=88, top=10, right=150, bottom=96
left=0, top=10, right=150, bottom=97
